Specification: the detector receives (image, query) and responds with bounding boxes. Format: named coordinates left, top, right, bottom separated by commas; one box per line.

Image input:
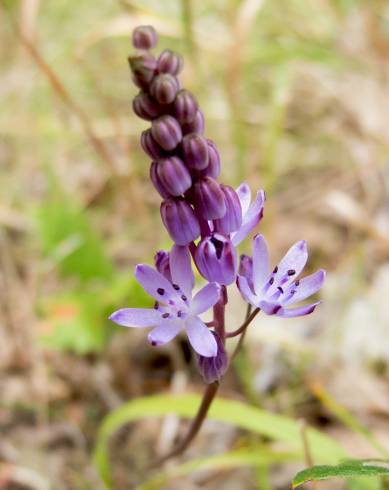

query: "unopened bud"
left=156, top=157, right=192, bottom=196
left=128, top=52, right=157, bottom=87
left=213, top=185, right=242, bottom=234
left=182, top=133, right=209, bottom=170
left=132, top=92, right=161, bottom=120
left=182, top=109, right=205, bottom=135
left=150, top=161, right=170, bottom=198
left=141, top=129, right=166, bottom=160
left=150, top=74, right=179, bottom=105
left=194, top=177, right=226, bottom=220
left=157, top=49, right=183, bottom=75
left=161, top=198, right=200, bottom=245
left=197, top=332, right=228, bottom=383
left=195, top=233, right=238, bottom=285
left=151, top=115, right=182, bottom=151
left=173, top=90, right=198, bottom=124
left=132, top=25, right=158, bottom=50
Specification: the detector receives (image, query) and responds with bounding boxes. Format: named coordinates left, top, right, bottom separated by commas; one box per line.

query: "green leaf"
left=93, top=394, right=347, bottom=486
left=139, top=448, right=299, bottom=490
left=293, top=460, right=389, bottom=488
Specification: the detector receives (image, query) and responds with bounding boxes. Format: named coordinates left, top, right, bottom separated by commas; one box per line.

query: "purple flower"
left=195, top=233, right=237, bottom=285
left=230, top=183, right=265, bottom=246
left=109, top=246, right=220, bottom=357
left=237, top=234, right=326, bottom=318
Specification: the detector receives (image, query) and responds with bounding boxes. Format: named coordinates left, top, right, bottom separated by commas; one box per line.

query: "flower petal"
left=109, top=308, right=159, bottom=327
left=237, top=275, right=258, bottom=306
left=275, top=240, right=308, bottom=283
left=186, top=316, right=217, bottom=357
left=276, top=301, right=321, bottom=318
left=252, top=234, right=269, bottom=295
left=170, top=245, right=194, bottom=297
left=148, top=320, right=183, bottom=346
left=231, top=189, right=265, bottom=246
left=191, top=282, right=221, bottom=315
left=236, top=182, right=251, bottom=216
left=135, top=264, right=178, bottom=302
left=283, top=269, right=326, bottom=305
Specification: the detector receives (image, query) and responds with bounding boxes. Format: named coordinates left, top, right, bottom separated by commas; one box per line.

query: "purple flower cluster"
left=110, top=26, right=326, bottom=384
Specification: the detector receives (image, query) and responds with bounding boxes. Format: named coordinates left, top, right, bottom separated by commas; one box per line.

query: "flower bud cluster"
left=129, top=26, right=243, bottom=284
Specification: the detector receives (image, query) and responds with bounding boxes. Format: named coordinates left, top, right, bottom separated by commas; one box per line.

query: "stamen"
left=154, top=301, right=159, bottom=309
left=273, top=266, right=278, bottom=274
left=157, top=288, right=165, bottom=295
left=162, top=312, right=170, bottom=318
left=181, top=294, right=187, bottom=301
left=172, top=284, right=180, bottom=290
left=272, top=305, right=282, bottom=314
left=277, top=286, right=284, bottom=294
left=287, top=269, right=296, bottom=276
left=151, top=340, right=157, bottom=346
left=295, top=280, right=300, bottom=286
left=177, top=310, right=182, bottom=317
left=168, top=300, right=175, bottom=305
left=269, top=277, right=274, bottom=285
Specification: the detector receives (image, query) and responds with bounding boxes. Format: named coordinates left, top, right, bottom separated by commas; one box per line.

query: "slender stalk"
left=231, top=303, right=252, bottom=361
left=225, top=307, right=260, bottom=338
left=151, top=381, right=219, bottom=466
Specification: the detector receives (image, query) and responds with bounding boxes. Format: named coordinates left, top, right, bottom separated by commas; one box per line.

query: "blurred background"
left=1, top=0, right=389, bottom=488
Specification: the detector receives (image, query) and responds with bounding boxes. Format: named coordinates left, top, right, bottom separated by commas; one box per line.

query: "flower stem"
left=225, top=307, right=260, bottom=338
left=231, top=303, right=252, bottom=361
left=151, top=380, right=219, bottom=466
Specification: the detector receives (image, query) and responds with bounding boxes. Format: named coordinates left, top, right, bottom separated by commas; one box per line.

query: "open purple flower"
left=230, top=183, right=265, bottom=246
left=109, top=245, right=220, bottom=357
left=237, top=234, right=325, bottom=318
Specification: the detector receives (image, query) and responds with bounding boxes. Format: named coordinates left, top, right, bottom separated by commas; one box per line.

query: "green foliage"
left=139, top=447, right=299, bottom=490
left=293, top=460, right=389, bottom=488
left=93, top=394, right=347, bottom=487
left=35, top=191, right=112, bottom=282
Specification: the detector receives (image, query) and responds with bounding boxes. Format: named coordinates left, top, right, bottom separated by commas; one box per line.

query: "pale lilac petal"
left=275, top=240, right=308, bottom=282
left=170, top=245, right=194, bottom=297
left=236, top=182, right=251, bottom=216
left=237, top=275, right=258, bottom=306
left=276, top=301, right=321, bottom=318
left=191, top=283, right=221, bottom=315
left=135, top=264, right=178, bottom=301
left=109, top=308, right=159, bottom=327
left=231, top=190, right=265, bottom=246
left=283, top=270, right=326, bottom=305
left=252, top=234, right=269, bottom=295
left=148, top=320, right=183, bottom=346
left=186, top=316, right=217, bottom=357
left=258, top=300, right=284, bottom=316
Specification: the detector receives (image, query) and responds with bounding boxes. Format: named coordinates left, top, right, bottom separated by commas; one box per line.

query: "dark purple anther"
left=150, top=162, right=170, bottom=198
left=182, top=133, right=209, bottom=170
left=132, top=92, right=161, bottom=121
left=128, top=52, right=157, bottom=86
left=193, top=177, right=226, bottom=220
left=213, top=185, right=242, bottom=234
left=156, top=156, right=192, bottom=196
left=141, top=129, right=166, bottom=160
left=197, top=332, right=228, bottom=383
left=150, top=74, right=179, bottom=105
left=160, top=198, right=200, bottom=245
left=132, top=25, right=158, bottom=50
left=195, top=233, right=237, bottom=285
left=157, top=49, right=183, bottom=75
left=182, top=109, right=205, bottom=135
left=173, top=90, right=198, bottom=124
left=151, top=115, right=182, bottom=151
left=154, top=250, right=172, bottom=281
